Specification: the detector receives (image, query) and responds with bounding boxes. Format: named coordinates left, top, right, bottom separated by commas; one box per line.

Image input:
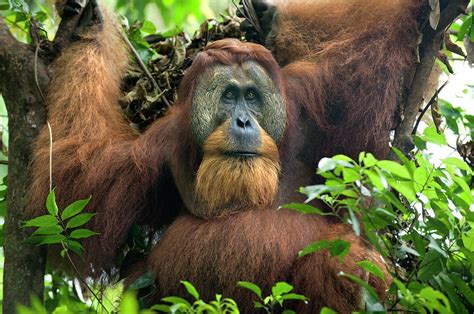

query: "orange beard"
left=194, top=120, right=281, bottom=218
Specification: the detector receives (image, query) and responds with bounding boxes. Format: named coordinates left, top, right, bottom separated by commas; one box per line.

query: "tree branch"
left=0, top=17, right=49, bottom=312
left=389, top=0, right=469, bottom=160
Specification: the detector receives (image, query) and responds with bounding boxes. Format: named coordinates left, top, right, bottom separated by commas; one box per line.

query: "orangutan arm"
left=242, top=0, right=422, bottom=159
left=28, top=0, right=175, bottom=275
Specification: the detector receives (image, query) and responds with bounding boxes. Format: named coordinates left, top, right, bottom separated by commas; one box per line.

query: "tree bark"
left=0, top=18, right=49, bottom=313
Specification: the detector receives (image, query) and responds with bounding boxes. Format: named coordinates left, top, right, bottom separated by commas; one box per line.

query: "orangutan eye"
left=224, top=90, right=235, bottom=99
left=245, top=90, right=256, bottom=100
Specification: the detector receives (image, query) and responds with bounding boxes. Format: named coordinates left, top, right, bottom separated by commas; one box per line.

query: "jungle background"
left=0, top=0, right=473, bottom=313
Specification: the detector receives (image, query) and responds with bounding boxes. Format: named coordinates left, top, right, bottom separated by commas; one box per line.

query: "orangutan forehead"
left=201, top=61, right=277, bottom=90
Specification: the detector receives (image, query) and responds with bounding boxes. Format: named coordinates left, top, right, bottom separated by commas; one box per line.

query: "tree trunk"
left=0, top=19, right=49, bottom=313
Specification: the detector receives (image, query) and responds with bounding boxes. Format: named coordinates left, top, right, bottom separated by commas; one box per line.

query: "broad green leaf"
left=387, top=179, right=416, bottom=202
left=450, top=274, right=474, bottom=306
left=377, top=160, right=411, bottom=180
left=141, top=20, right=157, bottom=34
left=69, top=229, right=98, bottom=239
left=365, top=170, right=384, bottom=190
left=457, top=15, right=473, bottom=41
left=361, top=152, right=378, bottom=167
left=300, top=185, right=345, bottom=202
left=119, top=292, right=140, bottom=314
left=339, top=272, right=378, bottom=300
left=38, top=234, right=66, bottom=245
left=418, top=287, right=451, bottom=312
left=442, top=157, right=472, bottom=172
left=418, top=250, right=445, bottom=281
left=391, top=147, right=415, bottom=175
left=130, top=271, right=154, bottom=290
left=328, top=239, right=351, bottom=261
left=181, top=280, right=199, bottom=300
left=298, top=240, right=330, bottom=257
left=318, top=158, right=339, bottom=172
left=46, top=189, right=59, bottom=216
left=23, top=215, right=58, bottom=228
left=272, top=282, right=293, bottom=296
left=342, top=168, right=359, bottom=182
left=320, top=307, right=337, bottom=314
left=61, top=197, right=91, bottom=220
left=238, top=281, right=262, bottom=299
left=452, top=176, right=472, bottom=203
left=65, top=213, right=96, bottom=229
left=161, top=296, right=191, bottom=307
left=280, top=203, right=326, bottom=215
left=422, top=126, right=447, bottom=145
left=31, top=225, right=62, bottom=236
left=280, top=293, right=308, bottom=302
left=67, top=240, right=83, bottom=255
left=462, top=225, right=474, bottom=251
left=357, top=260, right=385, bottom=281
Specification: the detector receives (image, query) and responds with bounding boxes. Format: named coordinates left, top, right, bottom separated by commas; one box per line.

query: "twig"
left=119, top=30, right=171, bottom=108
left=34, top=42, right=46, bottom=103
left=412, top=80, right=448, bottom=135
left=47, top=121, right=53, bottom=192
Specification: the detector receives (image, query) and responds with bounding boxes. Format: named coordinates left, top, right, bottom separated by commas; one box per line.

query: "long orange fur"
left=28, top=0, right=423, bottom=311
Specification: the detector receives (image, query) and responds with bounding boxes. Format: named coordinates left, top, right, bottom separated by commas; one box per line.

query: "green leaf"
left=120, top=292, right=140, bottom=314
left=357, top=260, right=385, bottom=282
left=418, top=287, right=451, bottom=312
left=69, top=229, right=98, bottom=239
left=31, top=225, right=63, bottom=236
left=457, top=15, right=473, bottom=41
left=462, top=225, right=474, bottom=251
left=238, top=281, right=262, bottom=299
left=65, top=213, right=96, bottom=229
left=387, top=179, right=416, bottom=202
left=141, top=20, right=157, bottom=34
left=129, top=271, right=154, bottom=290
left=328, top=239, right=351, bottom=261
left=377, top=160, right=411, bottom=179
left=339, top=272, right=378, bottom=300
left=23, top=215, right=58, bottom=228
left=67, top=240, right=83, bottom=255
left=150, top=304, right=170, bottom=312
left=298, top=240, right=330, bottom=257
left=342, top=168, right=359, bottom=182
left=38, top=234, right=66, bottom=245
left=161, top=296, right=191, bottom=307
left=442, top=157, right=472, bottom=172
left=46, top=189, right=59, bottom=216
left=61, top=196, right=91, bottom=220
left=320, top=307, right=337, bottom=314
left=280, top=293, right=308, bottom=302
left=272, top=282, right=293, bottom=296
left=422, top=126, right=447, bottom=145
left=181, top=281, right=199, bottom=300
left=280, top=203, right=326, bottom=215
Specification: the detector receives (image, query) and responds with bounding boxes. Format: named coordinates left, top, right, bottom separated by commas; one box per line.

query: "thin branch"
left=412, top=80, right=449, bottom=135
left=120, top=30, right=171, bottom=108
left=389, top=0, right=469, bottom=160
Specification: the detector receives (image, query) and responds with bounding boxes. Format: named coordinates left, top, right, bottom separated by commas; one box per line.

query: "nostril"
left=236, top=117, right=249, bottom=129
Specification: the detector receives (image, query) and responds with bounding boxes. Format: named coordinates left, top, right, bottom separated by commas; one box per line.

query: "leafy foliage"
left=24, top=189, right=97, bottom=256
left=282, top=113, right=473, bottom=312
